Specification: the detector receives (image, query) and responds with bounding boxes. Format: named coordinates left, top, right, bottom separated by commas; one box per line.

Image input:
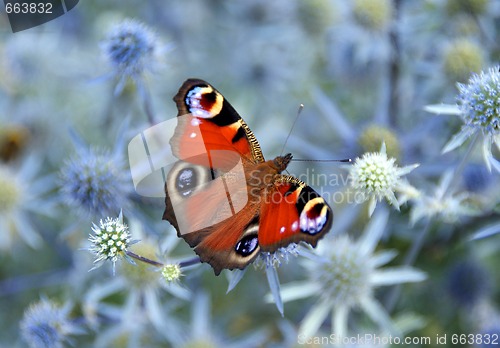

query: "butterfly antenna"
left=292, top=158, right=352, bottom=163
left=280, top=104, right=304, bottom=156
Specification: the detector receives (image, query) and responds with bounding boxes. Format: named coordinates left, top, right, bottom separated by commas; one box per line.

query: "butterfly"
left=163, top=79, right=333, bottom=275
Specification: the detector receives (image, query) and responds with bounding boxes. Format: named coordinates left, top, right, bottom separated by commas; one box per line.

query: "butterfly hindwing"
left=258, top=175, right=332, bottom=251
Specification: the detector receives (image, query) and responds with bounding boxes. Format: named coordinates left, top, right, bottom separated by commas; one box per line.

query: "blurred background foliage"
left=0, top=0, right=499, bottom=347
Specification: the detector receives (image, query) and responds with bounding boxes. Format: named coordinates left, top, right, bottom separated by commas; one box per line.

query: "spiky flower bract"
left=20, top=298, right=83, bottom=348
left=227, top=244, right=301, bottom=316
left=348, top=143, right=419, bottom=216
left=280, top=210, right=426, bottom=337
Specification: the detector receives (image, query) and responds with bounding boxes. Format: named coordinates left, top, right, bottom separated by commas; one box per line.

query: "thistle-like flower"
left=443, top=39, right=483, bottom=82
left=88, top=212, right=135, bottom=273
left=446, top=259, right=491, bottom=308
left=20, top=298, right=83, bottom=348
left=353, top=0, right=393, bottom=32
left=102, top=19, right=163, bottom=94
left=358, top=124, right=401, bottom=159
left=161, top=264, right=182, bottom=283
left=60, top=147, right=130, bottom=218
left=279, top=210, right=426, bottom=338
left=427, top=66, right=500, bottom=172
left=348, top=143, right=419, bottom=216
left=409, top=170, right=480, bottom=225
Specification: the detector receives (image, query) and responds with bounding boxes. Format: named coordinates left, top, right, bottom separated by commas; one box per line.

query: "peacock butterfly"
left=163, top=79, right=333, bottom=275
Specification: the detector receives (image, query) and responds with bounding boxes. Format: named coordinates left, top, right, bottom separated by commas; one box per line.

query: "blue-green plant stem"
left=126, top=250, right=200, bottom=269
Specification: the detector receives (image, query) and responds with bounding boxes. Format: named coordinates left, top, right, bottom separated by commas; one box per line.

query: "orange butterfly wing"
left=170, top=78, right=264, bottom=170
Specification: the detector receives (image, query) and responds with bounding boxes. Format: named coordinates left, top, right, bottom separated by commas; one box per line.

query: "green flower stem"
left=385, top=133, right=480, bottom=312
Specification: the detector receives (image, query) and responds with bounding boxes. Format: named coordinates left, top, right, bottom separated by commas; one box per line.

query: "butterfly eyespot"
left=167, top=161, right=212, bottom=201
left=235, top=234, right=259, bottom=257
left=175, top=168, right=197, bottom=197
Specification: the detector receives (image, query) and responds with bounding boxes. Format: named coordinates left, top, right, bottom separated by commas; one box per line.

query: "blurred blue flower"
left=60, top=146, right=130, bottom=219
left=0, top=157, right=55, bottom=250
left=20, top=298, right=84, bottom=348
left=409, top=170, right=480, bottom=225
left=101, top=19, right=165, bottom=94
left=463, top=164, right=493, bottom=192
left=279, top=210, right=426, bottom=338
left=446, top=259, right=491, bottom=307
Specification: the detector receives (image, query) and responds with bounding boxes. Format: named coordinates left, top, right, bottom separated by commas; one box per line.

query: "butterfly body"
left=163, top=79, right=332, bottom=275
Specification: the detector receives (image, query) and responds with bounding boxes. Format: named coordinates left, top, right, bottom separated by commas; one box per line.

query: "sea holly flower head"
left=161, top=264, right=182, bottom=283
left=443, top=39, right=483, bottom=82
left=88, top=212, right=136, bottom=274
left=427, top=66, right=500, bottom=172
left=446, top=259, right=491, bottom=308
left=60, top=147, right=130, bottom=218
left=20, top=298, right=83, bottom=348
left=409, top=170, right=481, bottom=225
left=102, top=19, right=168, bottom=94
left=103, top=19, right=157, bottom=76
left=457, top=66, right=500, bottom=136
left=358, top=124, right=401, bottom=159
left=348, top=143, right=419, bottom=216
left=353, top=0, right=393, bottom=32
